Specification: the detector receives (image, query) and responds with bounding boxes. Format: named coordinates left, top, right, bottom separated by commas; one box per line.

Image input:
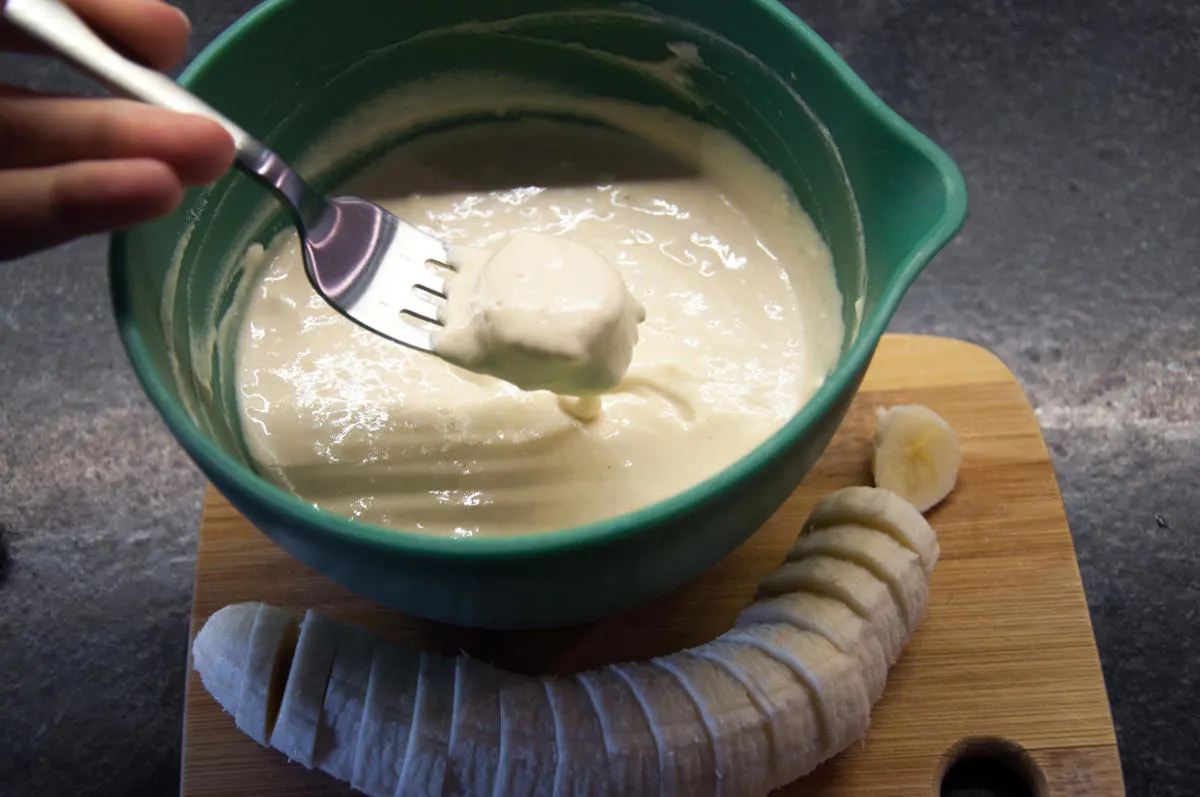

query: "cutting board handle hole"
left=938, top=737, right=1047, bottom=797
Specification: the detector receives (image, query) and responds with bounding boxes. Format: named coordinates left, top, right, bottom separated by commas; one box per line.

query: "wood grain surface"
left=181, top=334, right=1124, bottom=796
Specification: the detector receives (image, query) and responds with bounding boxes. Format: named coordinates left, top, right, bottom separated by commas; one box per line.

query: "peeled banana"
left=192, top=485, right=947, bottom=797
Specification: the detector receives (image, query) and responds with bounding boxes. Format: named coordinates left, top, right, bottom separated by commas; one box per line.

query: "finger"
left=0, top=0, right=191, bottom=71
left=0, top=159, right=182, bottom=260
left=0, top=94, right=234, bottom=184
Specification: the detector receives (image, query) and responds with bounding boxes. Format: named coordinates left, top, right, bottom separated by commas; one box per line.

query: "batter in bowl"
left=235, top=114, right=843, bottom=537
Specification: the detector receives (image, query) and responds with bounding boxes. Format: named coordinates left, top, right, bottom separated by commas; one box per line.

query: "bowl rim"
left=109, top=0, right=968, bottom=561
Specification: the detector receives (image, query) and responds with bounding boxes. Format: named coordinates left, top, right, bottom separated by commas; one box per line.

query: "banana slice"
left=577, top=668, right=661, bottom=795
left=544, top=675, right=614, bottom=797
left=871, top=405, right=961, bottom=512
left=788, top=525, right=928, bottom=632
left=736, top=592, right=889, bottom=703
left=396, top=651, right=457, bottom=797
left=756, top=555, right=909, bottom=665
left=191, top=602, right=259, bottom=721
left=313, top=623, right=377, bottom=782
left=797, top=485, right=940, bottom=575
left=190, top=601, right=299, bottom=746
left=693, top=638, right=822, bottom=790
left=495, top=672, right=558, bottom=797
left=613, top=661, right=716, bottom=796
left=446, top=656, right=502, bottom=794
left=234, top=603, right=299, bottom=746
left=723, top=624, right=871, bottom=755
left=270, top=610, right=341, bottom=766
left=350, top=642, right=419, bottom=796
left=655, top=651, right=772, bottom=797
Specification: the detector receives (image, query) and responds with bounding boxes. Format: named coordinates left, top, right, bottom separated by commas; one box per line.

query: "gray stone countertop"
left=1, top=1, right=1196, bottom=795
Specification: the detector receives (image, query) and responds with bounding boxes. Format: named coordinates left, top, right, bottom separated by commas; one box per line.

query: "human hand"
left=0, top=0, right=234, bottom=260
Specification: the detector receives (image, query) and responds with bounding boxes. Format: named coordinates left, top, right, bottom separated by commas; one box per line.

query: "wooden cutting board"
left=181, top=334, right=1124, bottom=796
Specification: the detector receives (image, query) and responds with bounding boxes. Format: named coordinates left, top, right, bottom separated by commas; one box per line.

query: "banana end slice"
left=192, top=602, right=260, bottom=718
left=871, top=405, right=961, bottom=513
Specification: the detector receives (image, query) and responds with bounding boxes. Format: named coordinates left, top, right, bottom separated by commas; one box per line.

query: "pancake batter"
left=235, top=116, right=842, bottom=537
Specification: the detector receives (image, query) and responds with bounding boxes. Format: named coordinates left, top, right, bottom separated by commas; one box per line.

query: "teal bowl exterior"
left=109, top=0, right=967, bottom=629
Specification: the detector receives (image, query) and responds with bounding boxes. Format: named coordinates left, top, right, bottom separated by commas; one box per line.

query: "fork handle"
left=3, top=0, right=255, bottom=148
left=3, top=0, right=329, bottom=230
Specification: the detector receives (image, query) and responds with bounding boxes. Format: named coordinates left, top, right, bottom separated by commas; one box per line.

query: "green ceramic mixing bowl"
left=109, top=0, right=966, bottom=629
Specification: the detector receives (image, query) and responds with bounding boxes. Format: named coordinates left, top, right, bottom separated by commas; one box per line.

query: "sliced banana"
left=396, top=651, right=457, bottom=796
left=797, top=485, right=940, bottom=575
left=871, top=404, right=961, bottom=512
left=544, top=675, right=614, bottom=797
left=693, top=638, right=823, bottom=790
left=736, top=591, right=889, bottom=703
left=193, top=458, right=953, bottom=797
left=756, top=555, right=909, bottom=665
left=788, top=525, right=928, bottom=632
left=446, top=656, right=502, bottom=794
left=270, top=610, right=341, bottom=766
left=495, top=672, right=558, bottom=797
left=350, top=642, right=419, bottom=796
left=614, top=660, right=716, bottom=797
left=723, top=624, right=871, bottom=755
left=313, top=623, right=377, bottom=782
left=236, top=603, right=299, bottom=746
left=577, top=668, right=661, bottom=795
left=655, top=651, right=772, bottom=797
left=191, top=602, right=258, bottom=720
